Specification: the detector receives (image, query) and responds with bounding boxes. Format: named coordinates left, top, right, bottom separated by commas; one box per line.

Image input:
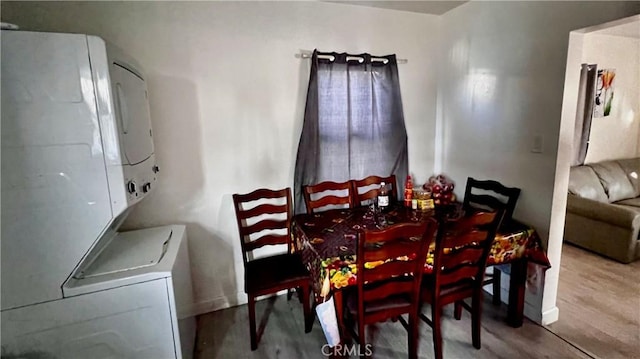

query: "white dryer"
left=1, top=30, right=195, bottom=358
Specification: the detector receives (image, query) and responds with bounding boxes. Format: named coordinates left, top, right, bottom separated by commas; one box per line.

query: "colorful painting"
left=593, top=68, right=616, bottom=118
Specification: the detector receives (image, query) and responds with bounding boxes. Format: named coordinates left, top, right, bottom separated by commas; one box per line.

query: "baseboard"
left=541, top=306, right=559, bottom=325
left=191, top=292, right=247, bottom=316
left=190, top=290, right=290, bottom=317
left=524, top=301, right=542, bottom=324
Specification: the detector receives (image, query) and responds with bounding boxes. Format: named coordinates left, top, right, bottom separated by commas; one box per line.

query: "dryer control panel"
left=125, top=159, right=159, bottom=201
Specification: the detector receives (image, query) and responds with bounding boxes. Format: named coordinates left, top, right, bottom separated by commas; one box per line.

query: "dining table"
left=292, top=202, right=551, bottom=336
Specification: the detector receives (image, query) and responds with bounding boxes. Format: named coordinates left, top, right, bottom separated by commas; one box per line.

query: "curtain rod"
left=297, top=51, right=408, bottom=64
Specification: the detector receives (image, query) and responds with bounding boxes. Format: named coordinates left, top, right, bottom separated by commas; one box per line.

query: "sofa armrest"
left=566, top=194, right=640, bottom=229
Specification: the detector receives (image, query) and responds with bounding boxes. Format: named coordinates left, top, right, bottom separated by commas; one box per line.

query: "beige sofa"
left=565, top=157, right=640, bottom=263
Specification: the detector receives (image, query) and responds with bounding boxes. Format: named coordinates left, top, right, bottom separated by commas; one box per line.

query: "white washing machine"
left=1, top=30, right=195, bottom=358
left=3, top=225, right=195, bottom=359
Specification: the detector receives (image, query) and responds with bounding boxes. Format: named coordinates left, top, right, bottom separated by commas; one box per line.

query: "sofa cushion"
left=616, top=158, right=640, bottom=197
left=615, top=197, right=640, bottom=208
left=589, top=161, right=636, bottom=202
left=568, top=166, right=608, bottom=202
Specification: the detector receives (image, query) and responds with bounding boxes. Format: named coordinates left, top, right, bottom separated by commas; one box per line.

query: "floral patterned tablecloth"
left=292, top=204, right=551, bottom=294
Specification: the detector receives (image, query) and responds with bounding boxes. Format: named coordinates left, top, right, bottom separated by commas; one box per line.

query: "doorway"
left=545, top=14, right=640, bottom=358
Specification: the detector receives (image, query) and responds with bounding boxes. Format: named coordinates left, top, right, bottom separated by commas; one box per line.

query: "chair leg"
left=408, top=313, right=419, bottom=359
left=472, top=290, right=483, bottom=349
left=302, top=284, right=312, bottom=333
left=492, top=269, right=502, bottom=306
left=248, top=295, right=258, bottom=350
left=358, top=320, right=366, bottom=355
left=286, top=287, right=304, bottom=303
left=454, top=301, right=463, bottom=320
left=432, top=304, right=443, bottom=359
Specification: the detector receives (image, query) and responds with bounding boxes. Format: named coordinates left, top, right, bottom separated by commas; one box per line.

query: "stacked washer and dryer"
left=1, top=30, right=196, bottom=358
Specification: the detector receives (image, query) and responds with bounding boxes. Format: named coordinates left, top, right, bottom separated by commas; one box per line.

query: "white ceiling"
left=324, top=1, right=468, bottom=15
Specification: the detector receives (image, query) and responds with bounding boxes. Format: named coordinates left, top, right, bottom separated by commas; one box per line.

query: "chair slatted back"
left=233, top=188, right=293, bottom=265
left=462, top=177, right=521, bottom=225
left=357, top=219, right=438, bottom=312
left=302, top=180, right=354, bottom=214
left=432, top=211, right=504, bottom=290
left=352, top=175, right=397, bottom=207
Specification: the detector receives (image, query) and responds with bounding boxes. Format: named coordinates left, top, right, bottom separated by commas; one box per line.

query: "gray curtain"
left=294, top=50, right=408, bottom=213
left=572, top=64, right=597, bottom=166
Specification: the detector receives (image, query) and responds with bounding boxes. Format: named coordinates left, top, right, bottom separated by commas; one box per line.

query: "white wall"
left=583, top=34, right=640, bottom=163
left=438, top=2, right=638, bottom=323
left=1, top=1, right=440, bottom=314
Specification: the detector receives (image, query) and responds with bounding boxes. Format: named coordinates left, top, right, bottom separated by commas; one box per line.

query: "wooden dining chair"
left=232, top=187, right=312, bottom=350
left=302, top=180, right=355, bottom=214
left=345, top=219, right=438, bottom=359
left=352, top=174, right=398, bottom=207
left=419, top=210, right=504, bottom=359
left=462, top=177, right=521, bottom=305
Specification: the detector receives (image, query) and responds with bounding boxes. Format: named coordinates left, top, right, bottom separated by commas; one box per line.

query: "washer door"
left=111, top=63, right=154, bottom=165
